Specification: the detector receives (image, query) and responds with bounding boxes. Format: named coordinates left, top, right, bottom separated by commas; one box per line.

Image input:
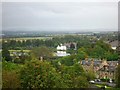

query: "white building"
left=56, top=44, right=70, bottom=57
left=57, top=44, right=67, bottom=51
left=56, top=51, right=70, bottom=57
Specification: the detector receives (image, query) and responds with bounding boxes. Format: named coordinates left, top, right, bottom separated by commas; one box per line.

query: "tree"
left=85, top=70, right=96, bottom=81
left=60, top=64, right=89, bottom=88
left=20, top=60, right=66, bottom=88
left=57, top=55, right=76, bottom=66
left=2, top=70, right=21, bottom=88
left=2, top=48, right=12, bottom=62
left=91, top=45, right=105, bottom=59
left=31, top=46, right=53, bottom=60
left=116, top=64, right=120, bottom=88
left=74, top=76, right=89, bottom=88
left=2, top=61, right=22, bottom=88
left=105, top=52, right=119, bottom=61
left=77, top=48, right=88, bottom=60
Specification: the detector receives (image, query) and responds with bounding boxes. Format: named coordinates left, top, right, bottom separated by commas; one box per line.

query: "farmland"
left=1, top=36, right=52, bottom=42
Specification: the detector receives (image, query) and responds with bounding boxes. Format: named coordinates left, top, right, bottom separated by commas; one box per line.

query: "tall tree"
left=20, top=60, right=65, bottom=88
left=31, top=46, right=53, bottom=60
left=116, top=64, right=120, bottom=88
left=2, top=48, right=12, bottom=62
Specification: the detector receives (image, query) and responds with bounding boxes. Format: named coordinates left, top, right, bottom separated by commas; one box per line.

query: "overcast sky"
left=2, top=1, right=118, bottom=32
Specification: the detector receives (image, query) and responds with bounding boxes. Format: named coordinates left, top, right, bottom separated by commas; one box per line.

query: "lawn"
left=9, top=50, right=31, bottom=52
left=3, top=37, right=52, bottom=41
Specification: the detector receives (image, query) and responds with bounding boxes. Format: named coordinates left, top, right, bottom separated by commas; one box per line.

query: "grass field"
left=0, top=36, right=53, bottom=43
left=9, top=50, right=30, bottom=52
left=1, top=37, right=52, bottom=41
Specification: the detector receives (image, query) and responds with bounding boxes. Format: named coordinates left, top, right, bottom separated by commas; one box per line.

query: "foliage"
left=2, top=61, right=22, bottom=88
left=1, top=34, right=119, bottom=88
left=74, top=76, right=89, bottom=88
left=85, top=70, right=96, bottom=81
left=2, top=70, right=21, bottom=88
left=105, top=52, right=119, bottom=61
left=60, top=64, right=89, bottom=88
left=76, top=40, right=118, bottom=60
left=100, top=78, right=110, bottom=82
left=31, top=46, right=53, bottom=60
left=116, top=64, right=120, bottom=88
left=20, top=58, right=89, bottom=88
left=2, top=48, right=12, bottom=62
left=2, top=61, right=22, bottom=71
left=77, top=47, right=88, bottom=60
left=20, top=60, right=66, bottom=88
left=56, top=55, right=76, bottom=66
left=51, top=57, right=89, bottom=88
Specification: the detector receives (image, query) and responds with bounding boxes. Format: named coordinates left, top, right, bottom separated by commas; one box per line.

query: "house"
left=64, top=42, right=77, bottom=50
left=57, top=44, right=67, bottom=51
left=81, top=59, right=118, bottom=80
left=109, top=40, right=118, bottom=50
left=56, top=44, right=70, bottom=57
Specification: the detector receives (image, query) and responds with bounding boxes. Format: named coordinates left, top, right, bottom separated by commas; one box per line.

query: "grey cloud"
left=2, top=2, right=118, bottom=31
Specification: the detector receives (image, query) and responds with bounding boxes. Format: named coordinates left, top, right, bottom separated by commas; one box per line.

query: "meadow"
left=1, top=36, right=52, bottom=42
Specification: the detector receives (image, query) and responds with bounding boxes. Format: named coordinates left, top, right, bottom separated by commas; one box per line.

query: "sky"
left=2, top=0, right=119, bottom=32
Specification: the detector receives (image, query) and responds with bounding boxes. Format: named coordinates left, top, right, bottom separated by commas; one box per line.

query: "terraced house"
left=81, top=59, right=118, bottom=80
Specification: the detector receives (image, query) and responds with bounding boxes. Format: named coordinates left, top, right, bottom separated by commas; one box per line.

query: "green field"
left=2, top=37, right=52, bottom=41
left=9, top=50, right=30, bottom=52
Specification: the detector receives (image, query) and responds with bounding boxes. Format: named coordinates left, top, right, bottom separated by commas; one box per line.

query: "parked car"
left=109, top=79, right=112, bottom=83
left=89, top=80, right=95, bottom=84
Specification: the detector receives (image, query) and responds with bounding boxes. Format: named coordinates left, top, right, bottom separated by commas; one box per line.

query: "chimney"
left=40, top=56, right=43, bottom=61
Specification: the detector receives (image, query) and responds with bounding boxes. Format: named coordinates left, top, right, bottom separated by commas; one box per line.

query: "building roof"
left=109, top=40, right=118, bottom=47
left=57, top=44, right=67, bottom=50
left=81, top=59, right=118, bottom=72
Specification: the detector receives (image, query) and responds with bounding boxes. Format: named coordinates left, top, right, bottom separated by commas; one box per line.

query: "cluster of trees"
left=2, top=35, right=95, bottom=50
left=2, top=44, right=120, bottom=88
left=2, top=61, right=21, bottom=88
left=2, top=48, right=12, bottom=62
left=2, top=34, right=119, bottom=88
left=2, top=45, right=95, bottom=88
left=2, top=38, right=119, bottom=62
left=76, top=40, right=119, bottom=61
left=2, top=39, right=55, bottom=50
left=2, top=57, right=91, bottom=88
left=2, top=35, right=119, bottom=61
left=3, top=39, right=118, bottom=62
left=116, top=63, right=120, bottom=88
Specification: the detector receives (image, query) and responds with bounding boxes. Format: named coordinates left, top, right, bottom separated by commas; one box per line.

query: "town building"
left=56, top=44, right=70, bottom=57
left=64, top=42, right=77, bottom=50
left=57, top=44, right=67, bottom=51
left=108, top=40, right=118, bottom=50
left=81, top=59, right=118, bottom=80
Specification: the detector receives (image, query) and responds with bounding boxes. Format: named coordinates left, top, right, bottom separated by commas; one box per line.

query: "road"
left=94, top=81, right=116, bottom=87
